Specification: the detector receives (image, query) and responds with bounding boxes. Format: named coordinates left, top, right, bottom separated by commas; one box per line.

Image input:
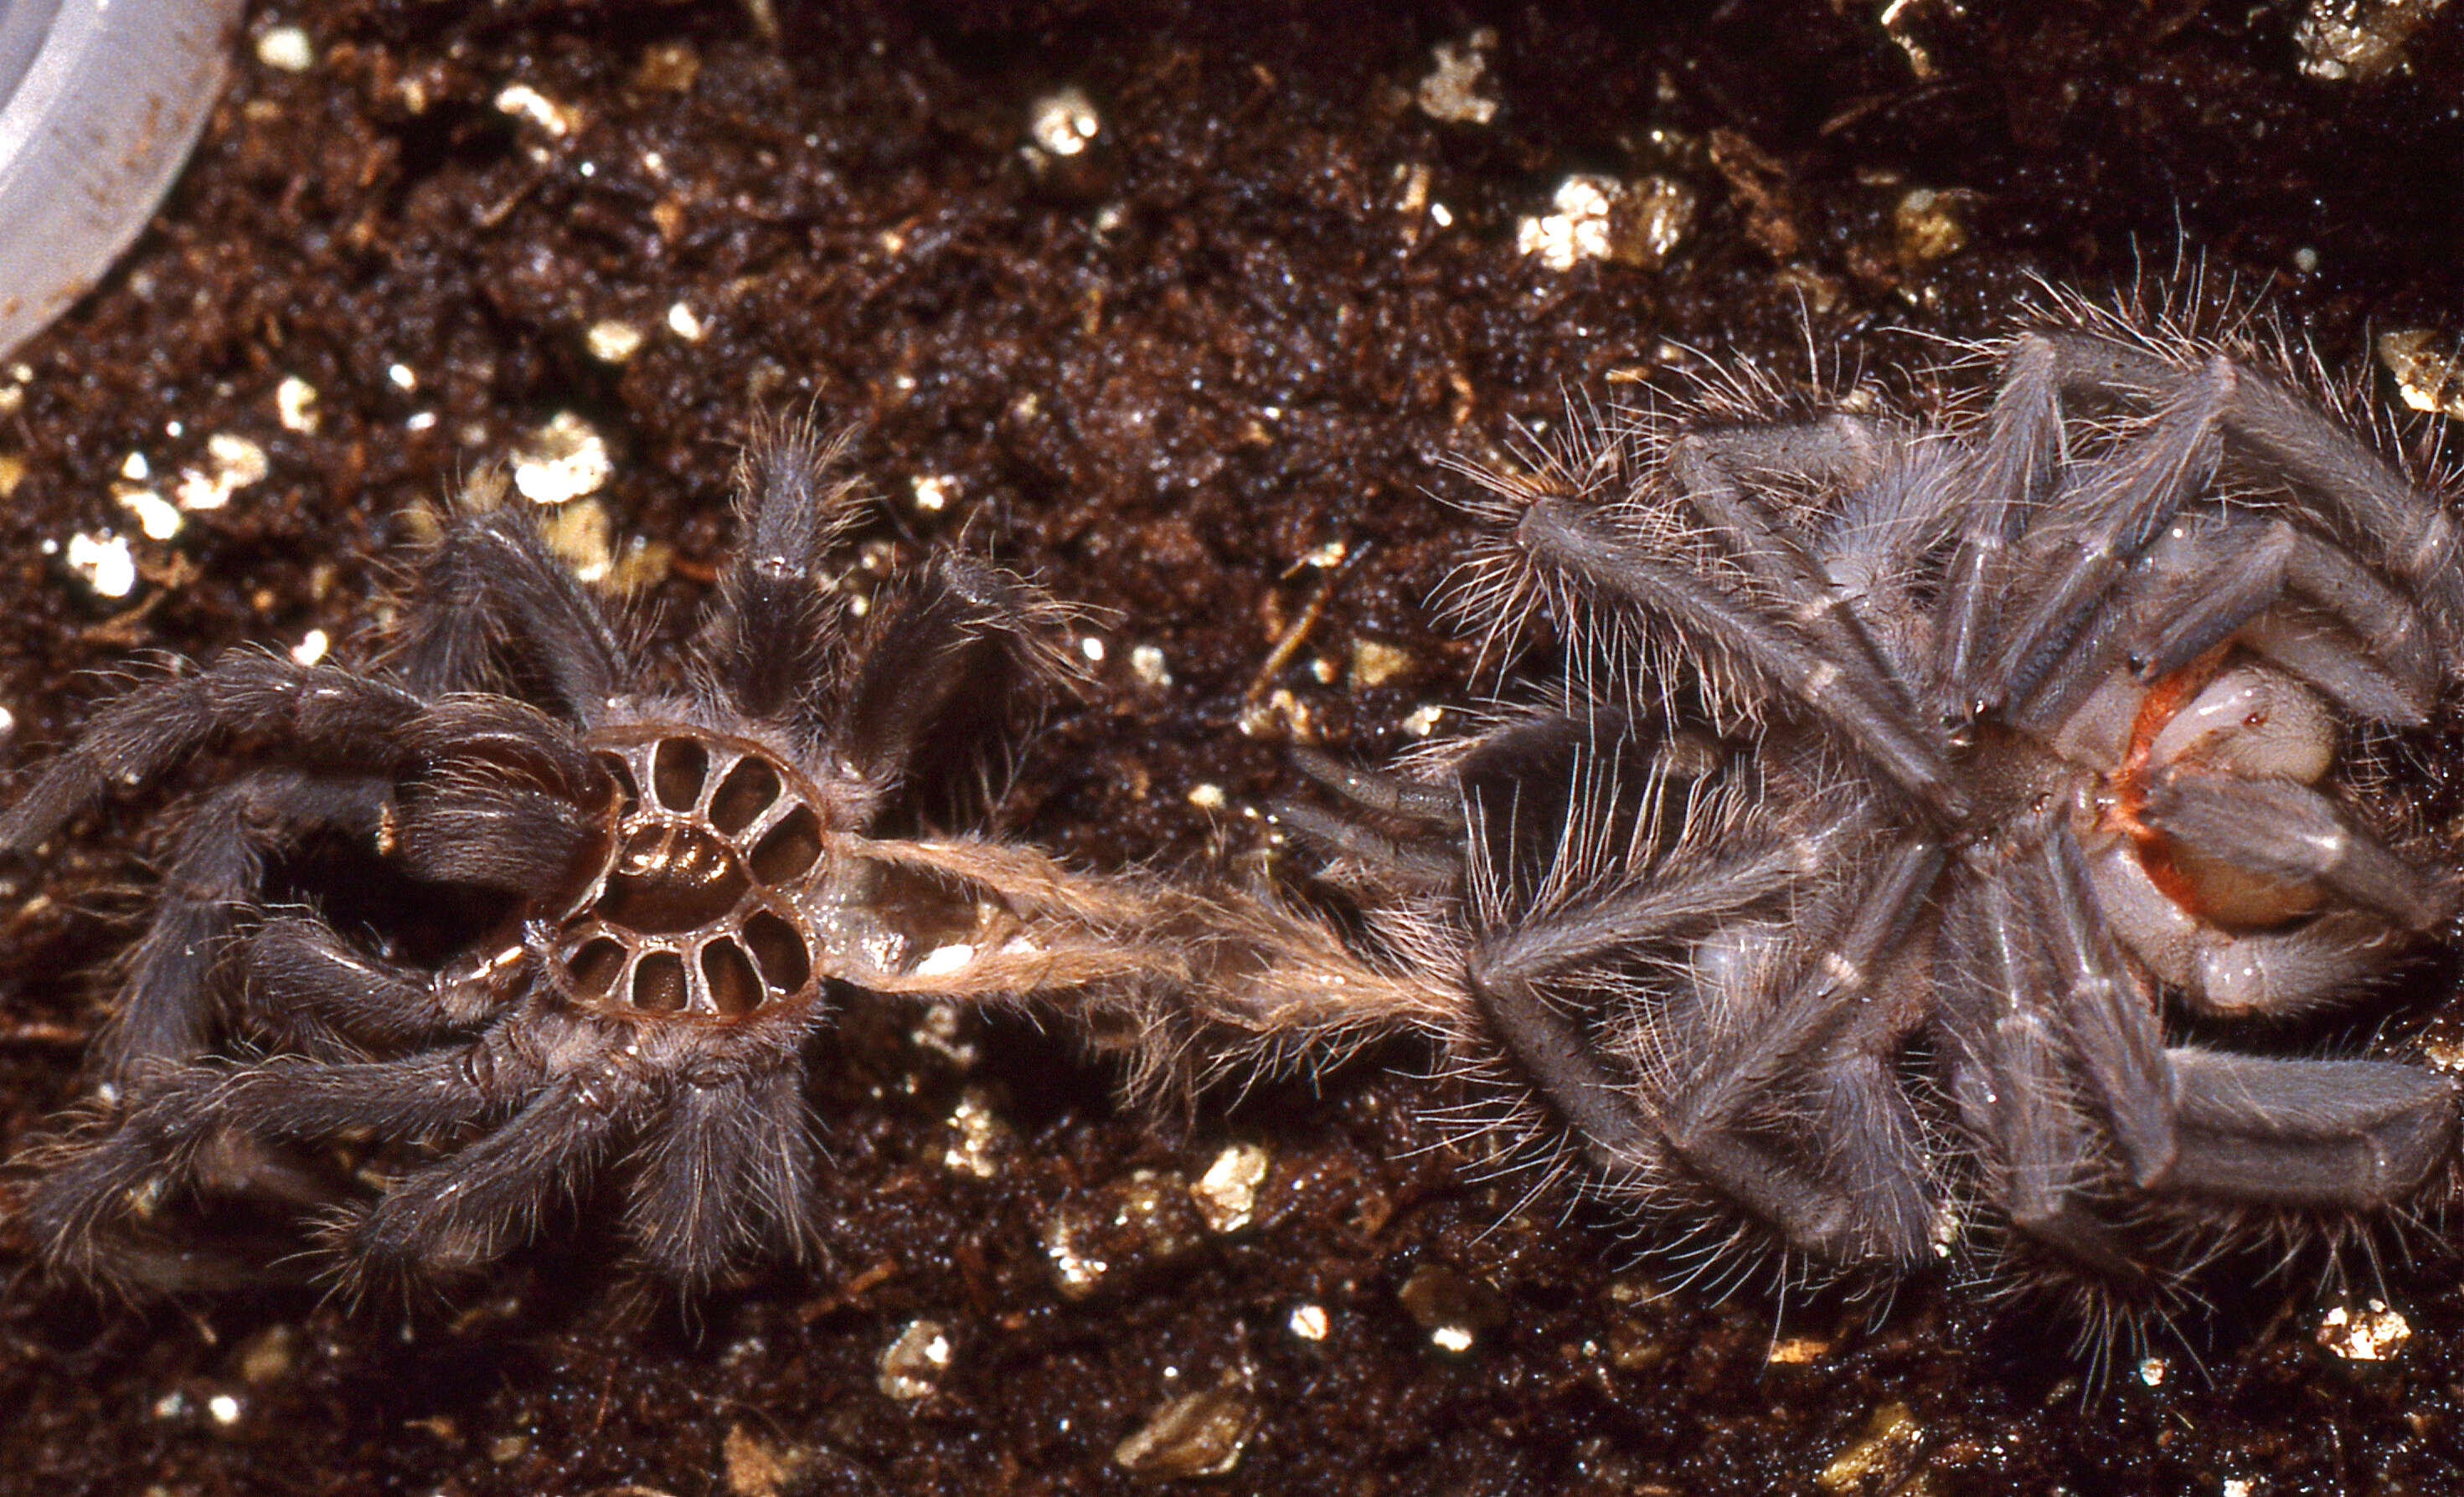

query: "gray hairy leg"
left=2159, top=1048, right=2458, bottom=1211
left=2031, top=828, right=2180, bottom=1189
left=335, top=1052, right=638, bottom=1284
left=1653, top=838, right=1945, bottom=1264
left=626, top=1064, right=823, bottom=1284
left=2124, top=512, right=2435, bottom=726
left=2042, top=332, right=2464, bottom=648
left=1987, top=358, right=2231, bottom=707
left=1936, top=873, right=2143, bottom=1280
left=1669, top=427, right=1930, bottom=731
left=0, top=657, right=424, bottom=882
left=101, top=771, right=389, bottom=1081
left=1515, top=498, right=1962, bottom=816
left=23, top=1044, right=525, bottom=1281
left=2142, top=768, right=2451, bottom=932
left=389, top=502, right=631, bottom=717
left=1939, top=333, right=2066, bottom=710
left=1462, top=832, right=1841, bottom=1179
left=244, top=914, right=514, bottom=1053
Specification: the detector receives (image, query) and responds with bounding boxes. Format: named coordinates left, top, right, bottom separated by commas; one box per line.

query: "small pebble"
left=2377, top=329, right=2464, bottom=419
left=2318, top=1300, right=2411, bottom=1362
left=1416, top=30, right=1499, bottom=125
left=276, top=376, right=320, bottom=433
left=1113, top=1383, right=1257, bottom=1479
left=1189, top=1143, right=1269, bottom=1232
left=1816, top=1401, right=1924, bottom=1492
left=1041, top=1169, right=1208, bottom=1299
left=585, top=319, right=643, bottom=363
left=1027, top=85, right=1101, bottom=159
left=1396, top=1264, right=1504, bottom=1354
left=876, top=1320, right=953, bottom=1401
left=512, top=411, right=613, bottom=505
left=255, top=26, right=313, bottom=72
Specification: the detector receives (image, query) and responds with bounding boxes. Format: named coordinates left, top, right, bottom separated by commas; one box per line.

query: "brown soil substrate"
left=7, top=2, right=2464, bottom=1492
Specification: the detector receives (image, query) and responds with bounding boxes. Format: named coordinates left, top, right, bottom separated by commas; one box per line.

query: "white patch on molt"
left=913, top=944, right=977, bottom=978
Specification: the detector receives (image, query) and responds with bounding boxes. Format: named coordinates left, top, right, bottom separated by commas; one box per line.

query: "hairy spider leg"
left=1936, top=872, right=2144, bottom=1280
left=389, top=503, right=632, bottom=718
left=2032, top=829, right=2459, bottom=1218
left=1818, top=439, right=1972, bottom=682
left=327, top=1011, right=637, bottom=1286
left=2040, top=332, right=2464, bottom=651
left=622, top=1062, right=823, bottom=1283
left=317, top=990, right=831, bottom=1289
left=1286, top=744, right=1467, bottom=828
left=1989, top=504, right=2425, bottom=743
left=1799, top=952, right=1941, bottom=1270
left=2029, top=828, right=2179, bottom=1188
left=826, top=551, right=1074, bottom=807
left=256, top=914, right=830, bottom=1287
left=2122, top=514, right=2436, bottom=724
left=2142, top=769, right=2451, bottom=931
left=706, top=435, right=1083, bottom=821
left=1460, top=826, right=1833, bottom=1178
left=23, top=1039, right=523, bottom=1285
left=1267, top=792, right=1460, bottom=892
left=2171, top=910, right=2403, bottom=1021
left=1274, top=746, right=1463, bottom=891
left=2160, top=1048, right=2459, bottom=1209
left=1652, top=836, right=1946, bottom=1266
left=387, top=772, right=606, bottom=892
left=246, top=914, right=513, bottom=1052
left=0, top=657, right=426, bottom=884
left=1939, top=333, right=2066, bottom=711
left=1514, top=498, right=1964, bottom=815
left=1987, top=358, right=2231, bottom=709
left=2002, top=534, right=2151, bottom=739
left=712, top=420, right=867, bottom=725
left=1997, top=436, right=2436, bottom=743
left=101, top=772, right=393, bottom=1081
left=1668, top=428, right=1936, bottom=740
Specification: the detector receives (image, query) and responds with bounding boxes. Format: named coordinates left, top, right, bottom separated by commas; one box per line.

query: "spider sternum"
left=600, top=823, right=753, bottom=933
left=550, top=724, right=827, bottom=1021
left=1949, top=721, right=2090, bottom=854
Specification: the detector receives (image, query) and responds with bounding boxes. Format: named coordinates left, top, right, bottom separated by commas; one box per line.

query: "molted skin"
left=0, top=424, right=1276, bottom=1294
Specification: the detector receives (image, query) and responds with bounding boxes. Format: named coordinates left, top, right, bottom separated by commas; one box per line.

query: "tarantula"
left=0, top=422, right=1257, bottom=1292
left=1272, top=313, right=2464, bottom=1316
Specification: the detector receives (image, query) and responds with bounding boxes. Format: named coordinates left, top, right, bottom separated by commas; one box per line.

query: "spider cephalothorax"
left=1, top=421, right=1250, bottom=1292
left=1271, top=310, right=2464, bottom=1328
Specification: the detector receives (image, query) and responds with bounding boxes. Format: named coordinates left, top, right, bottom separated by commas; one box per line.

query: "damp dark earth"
left=8, top=2, right=2464, bottom=1493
